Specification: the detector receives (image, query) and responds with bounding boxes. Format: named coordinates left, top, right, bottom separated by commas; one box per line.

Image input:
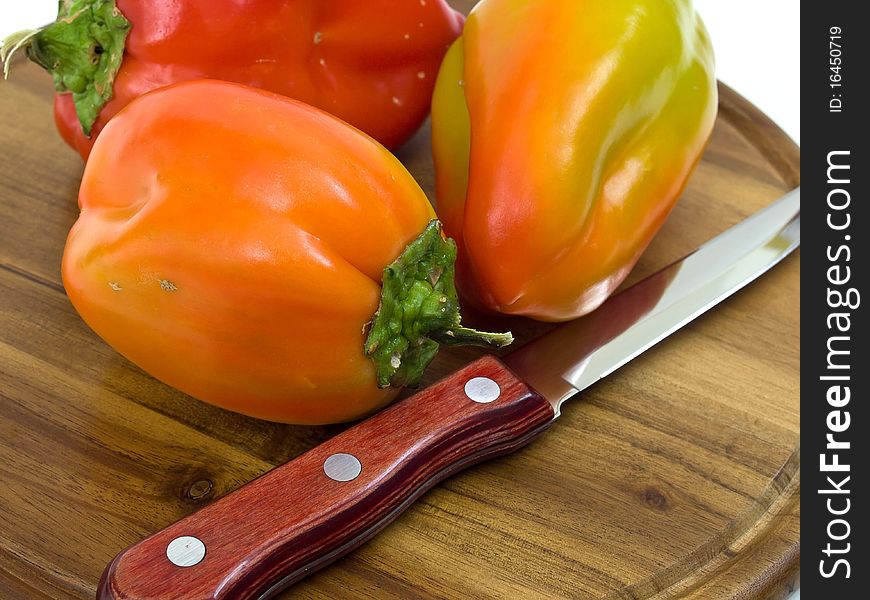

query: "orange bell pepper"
left=1, top=0, right=464, bottom=157
left=431, top=0, right=718, bottom=321
left=62, top=80, right=509, bottom=424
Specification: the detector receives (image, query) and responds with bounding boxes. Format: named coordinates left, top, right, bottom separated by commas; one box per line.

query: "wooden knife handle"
left=97, top=355, right=555, bottom=599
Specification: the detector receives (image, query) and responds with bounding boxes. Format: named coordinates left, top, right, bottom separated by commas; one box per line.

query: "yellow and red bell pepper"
left=432, top=0, right=718, bottom=321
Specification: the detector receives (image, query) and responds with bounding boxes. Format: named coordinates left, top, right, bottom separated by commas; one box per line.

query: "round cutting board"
left=0, top=17, right=798, bottom=600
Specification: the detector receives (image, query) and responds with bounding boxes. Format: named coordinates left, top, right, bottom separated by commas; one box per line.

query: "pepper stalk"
left=365, top=221, right=513, bottom=388
left=1, top=0, right=130, bottom=136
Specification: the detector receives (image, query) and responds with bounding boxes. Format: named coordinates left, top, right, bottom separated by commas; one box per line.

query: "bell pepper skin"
left=61, top=80, right=509, bottom=425
left=7, top=0, right=464, bottom=157
left=432, top=0, right=717, bottom=322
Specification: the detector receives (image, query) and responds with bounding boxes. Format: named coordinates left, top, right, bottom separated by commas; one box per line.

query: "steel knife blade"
left=505, top=186, right=801, bottom=414
left=98, top=187, right=800, bottom=600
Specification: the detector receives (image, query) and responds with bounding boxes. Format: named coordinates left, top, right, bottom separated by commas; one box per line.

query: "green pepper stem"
left=365, top=221, right=513, bottom=389
left=1, top=0, right=130, bottom=136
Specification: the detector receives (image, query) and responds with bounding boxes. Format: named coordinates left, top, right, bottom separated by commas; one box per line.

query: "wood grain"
left=98, top=357, right=554, bottom=599
left=0, top=2, right=799, bottom=597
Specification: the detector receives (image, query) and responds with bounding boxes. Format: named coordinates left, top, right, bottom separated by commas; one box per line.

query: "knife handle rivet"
left=464, top=377, right=501, bottom=404
left=166, top=535, right=206, bottom=567
left=323, top=453, right=362, bottom=482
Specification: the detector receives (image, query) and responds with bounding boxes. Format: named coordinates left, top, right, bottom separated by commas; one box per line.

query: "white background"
left=0, top=2, right=801, bottom=598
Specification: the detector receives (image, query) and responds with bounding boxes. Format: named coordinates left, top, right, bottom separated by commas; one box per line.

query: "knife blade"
left=97, top=187, right=800, bottom=600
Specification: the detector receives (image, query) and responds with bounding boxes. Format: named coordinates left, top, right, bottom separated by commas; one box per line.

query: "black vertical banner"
left=802, top=1, right=868, bottom=596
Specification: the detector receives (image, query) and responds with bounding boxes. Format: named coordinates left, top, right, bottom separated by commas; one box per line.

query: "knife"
left=97, top=187, right=800, bottom=600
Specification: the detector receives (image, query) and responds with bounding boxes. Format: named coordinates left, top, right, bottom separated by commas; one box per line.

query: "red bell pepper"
left=2, top=0, right=464, bottom=157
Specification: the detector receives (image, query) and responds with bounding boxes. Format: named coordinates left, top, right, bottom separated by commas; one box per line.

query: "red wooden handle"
left=97, top=355, right=555, bottom=599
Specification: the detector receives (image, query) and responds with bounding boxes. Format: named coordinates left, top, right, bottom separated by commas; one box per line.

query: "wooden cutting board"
left=0, top=15, right=799, bottom=600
